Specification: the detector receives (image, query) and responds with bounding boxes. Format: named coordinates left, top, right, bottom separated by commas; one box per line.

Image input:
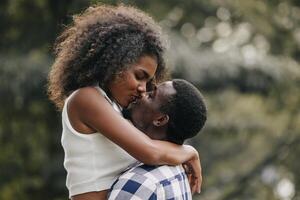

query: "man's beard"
left=122, top=108, right=132, bottom=120
left=122, top=107, right=146, bottom=133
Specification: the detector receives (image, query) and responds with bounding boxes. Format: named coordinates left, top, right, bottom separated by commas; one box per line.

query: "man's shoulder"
left=108, top=166, right=159, bottom=200
left=109, top=164, right=191, bottom=200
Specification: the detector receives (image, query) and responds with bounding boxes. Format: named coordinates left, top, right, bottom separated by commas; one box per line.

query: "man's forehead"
left=157, top=81, right=176, bottom=96
left=157, top=81, right=172, bottom=88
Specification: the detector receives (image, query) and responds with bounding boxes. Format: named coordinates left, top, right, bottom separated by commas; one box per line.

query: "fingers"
left=193, top=177, right=198, bottom=194
left=184, top=164, right=194, bottom=194
left=193, top=176, right=198, bottom=194
left=188, top=172, right=198, bottom=195
left=188, top=174, right=194, bottom=195
left=196, top=176, right=201, bottom=194
left=183, top=163, right=193, bottom=190
left=191, top=174, right=200, bottom=194
left=184, top=153, right=203, bottom=195
left=198, top=173, right=202, bottom=193
left=193, top=156, right=202, bottom=193
left=190, top=161, right=202, bottom=194
left=188, top=173, right=193, bottom=187
left=198, top=164, right=202, bottom=193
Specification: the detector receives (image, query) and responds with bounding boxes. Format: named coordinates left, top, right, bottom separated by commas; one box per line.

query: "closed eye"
left=135, top=72, right=145, bottom=80
left=146, top=91, right=153, bottom=99
left=147, top=86, right=157, bottom=99
left=146, top=81, right=155, bottom=91
left=135, top=69, right=149, bottom=80
left=135, top=69, right=151, bottom=82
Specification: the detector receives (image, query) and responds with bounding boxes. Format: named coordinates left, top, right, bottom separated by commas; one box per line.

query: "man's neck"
left=142, top=126, right=168, bottom=141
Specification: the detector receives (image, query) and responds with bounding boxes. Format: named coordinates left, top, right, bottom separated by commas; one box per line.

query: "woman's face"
left=107, top=55, right=158, bottom=108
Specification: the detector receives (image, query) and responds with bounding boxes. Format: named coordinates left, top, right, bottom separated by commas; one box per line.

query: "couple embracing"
left=48, top=4, right=207, bottom=200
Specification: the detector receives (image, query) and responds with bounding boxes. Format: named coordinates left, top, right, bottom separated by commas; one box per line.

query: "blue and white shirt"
left=108, top=164, right=192, bottom=200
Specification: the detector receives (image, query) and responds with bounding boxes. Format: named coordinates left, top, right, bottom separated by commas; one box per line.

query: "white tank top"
left=61, top=86, right=136, bottom=198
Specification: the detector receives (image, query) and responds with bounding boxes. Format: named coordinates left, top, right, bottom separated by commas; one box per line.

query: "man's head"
left=123, top=79, right=207, bottom=144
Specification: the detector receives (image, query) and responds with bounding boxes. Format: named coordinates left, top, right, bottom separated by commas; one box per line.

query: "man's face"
left=123, top=81, right=176, bottom=131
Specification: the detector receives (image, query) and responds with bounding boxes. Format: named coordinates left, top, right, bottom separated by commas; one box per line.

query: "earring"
left=154, top=121, right=160, bottom=126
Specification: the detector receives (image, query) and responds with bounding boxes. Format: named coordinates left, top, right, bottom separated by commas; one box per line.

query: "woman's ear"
left=153, top=115, right=169, bottom=127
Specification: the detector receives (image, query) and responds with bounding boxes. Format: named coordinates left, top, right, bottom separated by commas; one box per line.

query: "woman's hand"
left=182, top=147, right=202, bottom=195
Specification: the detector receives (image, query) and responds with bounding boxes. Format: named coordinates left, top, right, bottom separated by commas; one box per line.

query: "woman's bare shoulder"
left=67, top=87, right=106, bottom=133
left=69, top=87, right=105, bottom=107
left=68, top=87, right=108, bottom=123
left=73, top=86, right=101, bottom=97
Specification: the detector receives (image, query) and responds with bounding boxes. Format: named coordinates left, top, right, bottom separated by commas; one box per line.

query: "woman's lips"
left=129, top=94, right=141, bottom=105
left=127, top=96, right=141, bottom=109
left=130, top=95, right=138, bottom=104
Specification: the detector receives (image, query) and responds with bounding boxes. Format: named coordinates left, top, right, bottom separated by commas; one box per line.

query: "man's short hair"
left=160, top=79, right=207, bottom=144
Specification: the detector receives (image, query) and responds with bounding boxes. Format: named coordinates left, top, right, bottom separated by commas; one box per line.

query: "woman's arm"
left=69, top=87, right=193, bottom=164
left=68, top=87, right=201, bottom=192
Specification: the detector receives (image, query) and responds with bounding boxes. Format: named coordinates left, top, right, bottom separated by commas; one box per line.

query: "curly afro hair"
left=161, top=79, right=207, bottom=145
left=48, top=4, right=168, bottom=110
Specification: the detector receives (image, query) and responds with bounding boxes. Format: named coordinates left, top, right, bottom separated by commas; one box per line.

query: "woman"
left=48, top=4, right=201, bottom=200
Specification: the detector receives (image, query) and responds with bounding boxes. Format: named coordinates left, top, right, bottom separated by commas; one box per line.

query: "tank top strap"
left=63, top=89, right=79, bottom=112
left=63, top=86, right=122, bottom=114
left=94, top=86, right=123, bottom=114
left=94, top=86, right=113, bottom=105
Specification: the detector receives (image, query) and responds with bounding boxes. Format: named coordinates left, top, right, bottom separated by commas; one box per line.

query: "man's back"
left=108, top=164, right=192, bottom=200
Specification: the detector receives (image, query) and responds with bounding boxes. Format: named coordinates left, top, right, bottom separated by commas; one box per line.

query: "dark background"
left=1, top=0, right=300, bottom=199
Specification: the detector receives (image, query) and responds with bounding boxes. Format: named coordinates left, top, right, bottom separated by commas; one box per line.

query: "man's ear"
left=153, top=115, right=169, bottom=127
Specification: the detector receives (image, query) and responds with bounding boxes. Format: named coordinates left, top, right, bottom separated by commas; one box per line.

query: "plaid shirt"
left=108, top=164, right=192, bottom=200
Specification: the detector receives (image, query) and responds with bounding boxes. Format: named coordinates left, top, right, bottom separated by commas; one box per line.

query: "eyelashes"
left=146, top=92, right=153, bottom=99
left=146, top=82, right=155, bottom=91
left=135, top=73, right=145, bottom=80
left=146, top=85, right=157, bottom=99
left=148, top=91, right=154, bottom=98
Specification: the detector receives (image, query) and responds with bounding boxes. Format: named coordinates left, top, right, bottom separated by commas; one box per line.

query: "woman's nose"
left=137, top=82, right=146, bottom=94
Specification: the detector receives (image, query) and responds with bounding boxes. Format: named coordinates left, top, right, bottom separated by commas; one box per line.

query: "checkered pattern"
left=108, top=164, right=192, bottom=200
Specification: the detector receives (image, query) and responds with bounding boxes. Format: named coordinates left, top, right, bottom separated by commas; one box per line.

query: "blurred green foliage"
left=0, top=0, right=300, bottom=199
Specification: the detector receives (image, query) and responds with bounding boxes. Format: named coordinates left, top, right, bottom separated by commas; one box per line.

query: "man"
left=108, top=79, right=207, bottom=200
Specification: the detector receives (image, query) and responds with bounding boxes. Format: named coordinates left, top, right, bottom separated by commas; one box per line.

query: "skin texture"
left=47, top=5, right=167, bottom=110
left=68, top=56, right=201, bottom=200
left=107, top=55, right=157, bottom=108
left=48, top=5, right=201, bottom=200
left=125, top=81, right=202, bottom=194
left=125, top=81, right=176, bottom=137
